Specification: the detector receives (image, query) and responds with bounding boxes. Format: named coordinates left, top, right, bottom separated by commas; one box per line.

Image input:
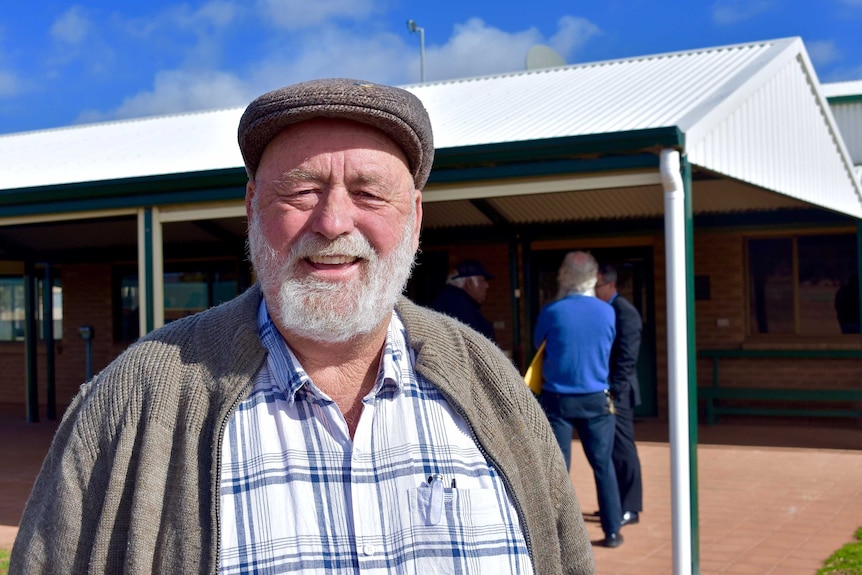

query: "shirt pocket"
left=406, top=486, right=527, bottom=574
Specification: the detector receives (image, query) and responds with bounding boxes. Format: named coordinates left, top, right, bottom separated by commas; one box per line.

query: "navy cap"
left=452, top=260, right=494, bottom=280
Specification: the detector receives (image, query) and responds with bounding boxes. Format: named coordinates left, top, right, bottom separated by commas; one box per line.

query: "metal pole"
left=419, top=26, right=425, bottom=83
left=407, top=20, right=426, bottom=83
left=24, top=261, right=39, bottom=423
left=661, top=149, right=693, bottom=575
left=42, top=264, right=56, bottom=420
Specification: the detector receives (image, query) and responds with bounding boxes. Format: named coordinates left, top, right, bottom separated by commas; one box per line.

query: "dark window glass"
left=800, top=235, right=858, bottom=335
left=748, top=238, right=794, bottom=334
left=114, top=261, right=239, bottom=342
left=748, top=234, right=859, bottom=335
left=0, top=277, right=25, bottom=341
left=0, top=275, right=62, bottom=342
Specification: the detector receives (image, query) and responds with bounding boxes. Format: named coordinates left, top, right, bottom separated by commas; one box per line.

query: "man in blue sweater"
left=535, top=251, right=623, bottom=548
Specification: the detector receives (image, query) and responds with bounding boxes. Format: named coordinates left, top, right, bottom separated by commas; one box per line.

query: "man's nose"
left=311, top=189, right=356, bottom=239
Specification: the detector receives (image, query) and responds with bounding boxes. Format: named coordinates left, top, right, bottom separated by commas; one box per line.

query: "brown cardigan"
left=11, top=285, right=594, bottom=574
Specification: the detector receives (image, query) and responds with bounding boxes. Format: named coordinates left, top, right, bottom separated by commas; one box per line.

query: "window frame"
left=744, top=228, right=859, bottom=341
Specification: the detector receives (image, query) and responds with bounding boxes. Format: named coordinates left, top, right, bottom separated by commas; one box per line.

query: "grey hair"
left=557, top=251, right=599, bottom=295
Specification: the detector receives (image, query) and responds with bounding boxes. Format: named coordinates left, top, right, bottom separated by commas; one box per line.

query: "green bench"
left=697, top=348, right=862, bottom=424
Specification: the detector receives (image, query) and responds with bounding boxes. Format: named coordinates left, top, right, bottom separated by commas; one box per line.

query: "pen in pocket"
left=428, top=474, right=443, bottom=525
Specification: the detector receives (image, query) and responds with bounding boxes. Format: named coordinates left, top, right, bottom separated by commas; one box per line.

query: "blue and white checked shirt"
left=218, top=301, right=533, bottom=574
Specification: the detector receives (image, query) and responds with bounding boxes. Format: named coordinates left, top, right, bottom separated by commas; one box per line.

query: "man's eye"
left=353, top=190, right=384, bottom=201
left=286, top=188, right=317, bottom=198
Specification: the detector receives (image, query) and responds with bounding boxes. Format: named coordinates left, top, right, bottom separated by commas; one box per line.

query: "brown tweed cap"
left=238, top=78, right=434, bottom=189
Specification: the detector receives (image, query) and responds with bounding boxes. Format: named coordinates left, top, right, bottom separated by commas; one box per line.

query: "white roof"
left=822, top=80, right=862, bottom=98
left=823, top=81, right=862, bottom=167
left=1, top=37, right=859, bottom=217
left=0, top=107, right=244, bottom=189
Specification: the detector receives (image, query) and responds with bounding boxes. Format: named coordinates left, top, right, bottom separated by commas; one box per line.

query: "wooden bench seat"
left=697, top=349, right=862, bottom=424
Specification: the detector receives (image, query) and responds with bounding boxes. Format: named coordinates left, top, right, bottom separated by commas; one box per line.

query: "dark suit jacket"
left=609, top=294, right=643, bottom=406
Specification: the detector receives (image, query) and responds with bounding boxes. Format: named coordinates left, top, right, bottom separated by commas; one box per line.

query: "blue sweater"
left=534, top=294, right=615, bottom=395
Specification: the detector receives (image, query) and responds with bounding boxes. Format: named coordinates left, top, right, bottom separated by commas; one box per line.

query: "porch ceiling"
left=421, top=175, right=809, bottom=229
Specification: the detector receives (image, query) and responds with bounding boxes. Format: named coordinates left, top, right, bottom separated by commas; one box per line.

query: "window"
left=0, top=275, right=63, bottom=342
left=748, top=234, right=858, bottom=335
left=114, top=261, right=240, bottom=342
left=0, top=277, right=25, bottom=341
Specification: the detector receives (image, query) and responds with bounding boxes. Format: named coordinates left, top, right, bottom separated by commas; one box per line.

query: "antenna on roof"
left=526, top=45, right=566, bottom=70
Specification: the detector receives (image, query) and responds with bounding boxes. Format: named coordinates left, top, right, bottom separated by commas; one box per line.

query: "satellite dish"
left=526, top=45, right=566, bottom=70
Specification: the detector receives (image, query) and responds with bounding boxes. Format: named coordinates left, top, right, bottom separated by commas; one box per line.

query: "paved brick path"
left=2, top=409, right=860, bottom=573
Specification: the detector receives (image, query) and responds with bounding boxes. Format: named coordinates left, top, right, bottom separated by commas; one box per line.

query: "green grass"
left=818, top=527, right=862, bottom=575
left=0, top=548, right=9, bottom=575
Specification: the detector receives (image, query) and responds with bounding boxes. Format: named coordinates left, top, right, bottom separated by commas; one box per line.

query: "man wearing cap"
left=12, top=79, right=593, bottom=575
left=430, top=259, right=495, bottom=341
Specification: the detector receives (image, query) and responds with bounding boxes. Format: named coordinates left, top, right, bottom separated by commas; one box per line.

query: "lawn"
left=0, top=548, right=8, bottom=575
left=818, top=527, right=862, bottom=575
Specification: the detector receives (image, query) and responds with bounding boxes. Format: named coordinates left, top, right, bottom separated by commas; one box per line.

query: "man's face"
left=246, top=118, right=423, bottom=342
left=464, top=276, right=490, bottom=304
left=595, top=273, right=614, bottom=302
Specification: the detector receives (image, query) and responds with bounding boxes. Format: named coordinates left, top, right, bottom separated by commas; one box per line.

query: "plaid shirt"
left=218, top=302, right=533, bottom=574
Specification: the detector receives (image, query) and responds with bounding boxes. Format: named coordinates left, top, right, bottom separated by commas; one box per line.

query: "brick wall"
left=2, top=263, right=132, bottom=418
left=691, top=230, right=862, bottom=427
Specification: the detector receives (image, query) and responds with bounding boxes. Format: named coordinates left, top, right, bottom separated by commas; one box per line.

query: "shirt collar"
left=257, top=299, right=409, bottom=403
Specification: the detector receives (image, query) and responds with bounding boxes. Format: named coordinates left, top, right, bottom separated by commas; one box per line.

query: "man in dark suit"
left=597, top=264, right=643, bottom=527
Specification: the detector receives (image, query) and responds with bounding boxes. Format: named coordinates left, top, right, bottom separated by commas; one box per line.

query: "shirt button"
left=363, top=544, right=376, bottom=556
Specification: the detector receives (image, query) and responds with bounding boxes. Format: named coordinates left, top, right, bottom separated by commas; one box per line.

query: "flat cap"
left=238, top=78, right=434, bottom=189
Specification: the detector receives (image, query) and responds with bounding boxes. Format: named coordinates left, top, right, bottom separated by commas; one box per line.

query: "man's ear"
left=411, top=189, right=423, bottom=251
left=245, top=179, right=256, bottom=221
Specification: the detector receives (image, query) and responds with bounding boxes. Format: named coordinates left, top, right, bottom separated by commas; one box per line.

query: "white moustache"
left=290, top=233, right=376, bottom=264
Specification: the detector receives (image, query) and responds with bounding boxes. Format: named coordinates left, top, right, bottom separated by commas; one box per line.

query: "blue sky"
left=2, top=0, right=862, bottom=135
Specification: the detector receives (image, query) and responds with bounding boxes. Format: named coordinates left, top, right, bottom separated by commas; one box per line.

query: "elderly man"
left=534, top=251, right=623, bottom=548
left=11, top=79, right=593, bottom=574
left=431, top=259, right=495, bottom=341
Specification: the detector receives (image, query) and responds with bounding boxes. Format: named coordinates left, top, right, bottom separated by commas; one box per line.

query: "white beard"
left=248, top=208, right=417, bottom=343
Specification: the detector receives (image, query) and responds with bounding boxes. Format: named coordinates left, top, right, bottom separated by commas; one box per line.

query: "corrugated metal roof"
left=827, top=95, right=862, bottom=166
left=410, top=42, right=773, bottom=147
left=0, top=107, right=243, bottom=190
left=822, top=80, right=862, bottom=99
left=1, top=37, right=859, bottom=218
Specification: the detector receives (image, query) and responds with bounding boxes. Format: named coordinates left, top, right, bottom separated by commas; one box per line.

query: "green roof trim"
left=428, top=127, right=684, bottom=184
left=0, top=167, right=248, bottom=212
left=429, top=154, right=661, bottom=183
left=431, top=127, right=685, bottom=169
left=826, top=94, right=862, bottom=105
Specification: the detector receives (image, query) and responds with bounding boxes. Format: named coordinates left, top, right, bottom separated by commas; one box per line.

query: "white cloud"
left=74, top=13, right=604, bottom=122
left=548, top=16, right=602, bottom=58
left=420, top=16, right=600, bottom=82
left=245, top=27, right=412, bottom=92
left=711, top=0, right=775, bottom=25
left=169, top=1, right=240, bottom=32
left=425, top=18, right=543, bottom=81
left=50, top=6, right=92, bottom=46
left=0, top=69, right=24, bottom=98
left=257, top=0, right=377, bottom=30
left=806, top=41, right=841, bottom=66
left=76, top=69, right=250, bottom=122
